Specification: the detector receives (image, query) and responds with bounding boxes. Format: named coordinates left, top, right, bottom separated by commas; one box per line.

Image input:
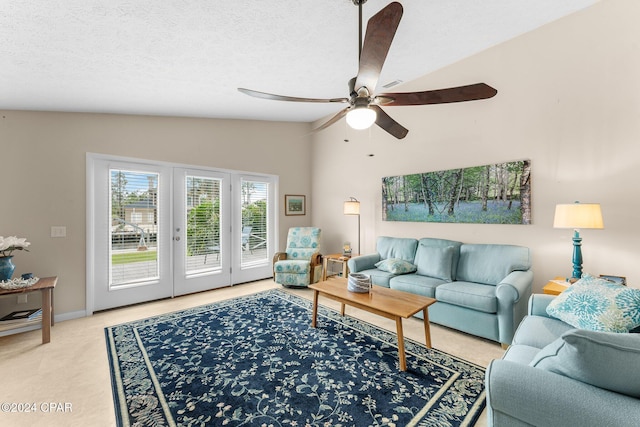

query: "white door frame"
left=86, top=153, right=278, bottom=315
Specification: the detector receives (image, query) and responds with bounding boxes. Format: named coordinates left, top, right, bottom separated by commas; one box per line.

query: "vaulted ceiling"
left=1, top=0, right=597, bottom=123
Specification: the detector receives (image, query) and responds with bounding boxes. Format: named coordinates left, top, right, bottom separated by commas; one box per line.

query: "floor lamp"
left=553, top=202, right=604, bottom=280
left=343, top=197, right=361, bottom=256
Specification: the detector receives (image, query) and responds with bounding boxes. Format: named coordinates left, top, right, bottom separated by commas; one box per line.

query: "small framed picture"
left=599, top=274, right=627, bottom=286
left=285, top=195, right=306, bottom=216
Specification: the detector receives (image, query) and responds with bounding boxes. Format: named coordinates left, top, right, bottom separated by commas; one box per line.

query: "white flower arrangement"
left=0, top=236, right=31, bottom=258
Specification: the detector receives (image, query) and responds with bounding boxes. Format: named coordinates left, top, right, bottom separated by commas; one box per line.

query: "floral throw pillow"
left=374, top=258, right=417, bottom=275
left=546, top=274, right=640, bottom=333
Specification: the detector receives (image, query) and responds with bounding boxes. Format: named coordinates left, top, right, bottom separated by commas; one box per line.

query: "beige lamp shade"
left=553, top=203, right=604, bottom=229
left=343, top=198, right=360, bottom=215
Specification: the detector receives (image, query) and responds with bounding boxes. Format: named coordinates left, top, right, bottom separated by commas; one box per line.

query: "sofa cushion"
left=435, top=281, right=497, bottom=313
left=389, top=274, right=446, bottom=298
left=502, top=344, right=541, bottom=365
left=414, top=238, right=462, bottom=280
left=376, top=236, right=418, bottom=263
left=274, top=260, right=311, bottom=274
left=374, top=258, right=417, bottom=274
left=530, top=329, right=640, bottom=398
left=414, top=244, right=456, bottom=281
left=456, top=244, right=531, bottom=286
left=546, top=274, right=640, bottom=333
left=511, top=315, right=575, bottom=349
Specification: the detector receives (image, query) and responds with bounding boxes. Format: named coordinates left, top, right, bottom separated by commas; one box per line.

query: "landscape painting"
left=382, top=160, right=531, bottom=224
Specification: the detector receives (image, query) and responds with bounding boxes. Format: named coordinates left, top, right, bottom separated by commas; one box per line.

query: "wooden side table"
left=322, top=253, right=354, bottom=281
left=0, top=276, right=57, bottom=343
left=543, top=277, right=571, bottom=296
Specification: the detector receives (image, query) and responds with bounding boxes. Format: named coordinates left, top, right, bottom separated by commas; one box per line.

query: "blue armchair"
left=273, top=227, right=323, bottom=288
left=486, top=294, right=640, bottom=426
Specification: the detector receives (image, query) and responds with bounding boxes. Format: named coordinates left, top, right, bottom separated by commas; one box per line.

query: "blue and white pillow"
left=546, top=274, right=640, bottom=333
left=374, top=258, right=417, bottom=274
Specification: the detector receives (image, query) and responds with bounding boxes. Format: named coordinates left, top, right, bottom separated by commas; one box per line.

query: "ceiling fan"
left=238, top=1, right=497, bottom=139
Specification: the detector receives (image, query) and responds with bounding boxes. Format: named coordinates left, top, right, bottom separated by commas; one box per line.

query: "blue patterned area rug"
left=105, top=289, right=485, bottom=427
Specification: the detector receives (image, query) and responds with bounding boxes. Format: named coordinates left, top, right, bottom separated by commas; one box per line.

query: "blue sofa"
left=485, top=294, right=640, bottom=426
left=347, top=236, right=533, bottom=345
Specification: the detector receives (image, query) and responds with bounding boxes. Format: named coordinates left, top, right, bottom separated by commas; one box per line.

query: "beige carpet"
left=0, top=279, right=504, bottom=426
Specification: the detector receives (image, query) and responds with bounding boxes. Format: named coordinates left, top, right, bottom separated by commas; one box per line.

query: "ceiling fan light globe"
left=346, top=107, right=376, bottom=130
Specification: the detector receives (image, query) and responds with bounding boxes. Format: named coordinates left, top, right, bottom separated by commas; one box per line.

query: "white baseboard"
left=54, top=310, right=88, bottom=323
left=0, top=310, right=88, bottom=337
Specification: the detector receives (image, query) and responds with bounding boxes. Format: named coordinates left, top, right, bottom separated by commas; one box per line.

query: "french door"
left=173, top=168, right=231, bottom=296
left=88, top=155, right=276, bottom=312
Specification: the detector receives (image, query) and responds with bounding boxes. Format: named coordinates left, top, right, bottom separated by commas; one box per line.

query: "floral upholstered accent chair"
left=273, top=227, right=323, bottom=288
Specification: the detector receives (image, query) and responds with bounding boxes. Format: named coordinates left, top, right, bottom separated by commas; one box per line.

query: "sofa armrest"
left=486, top=359, right=640, bottom=427
left=528, top=293, right=556, bottom=317
left=273, top=252, right=287, bottom=264
left=310, top=252, right=322, bottom=266
left=495, top=270, right=533, bottom=344
left=347, top=254, right=381, bottom=273
left=496, top=270, right=533, bottom=302
left=272, top=252, right=286, bottom=277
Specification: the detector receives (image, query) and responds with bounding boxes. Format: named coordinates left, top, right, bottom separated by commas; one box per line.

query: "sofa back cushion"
left=414, top=238, right=462, bottom=281
left=530, top=328, right=640, bottom=398
left=456, top=244, right=531, bottom=285
left=376, top=236, right=418, bottom=264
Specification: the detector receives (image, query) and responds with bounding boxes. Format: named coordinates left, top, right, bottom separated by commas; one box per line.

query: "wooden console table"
left=0, top=276, right=57, bottom=343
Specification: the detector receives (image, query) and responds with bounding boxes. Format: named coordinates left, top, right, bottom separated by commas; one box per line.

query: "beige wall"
left=1, top=112, right=313, bottom=315
left=311, top=0, right=640, bottom=291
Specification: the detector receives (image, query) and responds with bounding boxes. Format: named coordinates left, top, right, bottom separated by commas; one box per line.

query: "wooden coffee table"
left=309, top=277, right=436, bottom=371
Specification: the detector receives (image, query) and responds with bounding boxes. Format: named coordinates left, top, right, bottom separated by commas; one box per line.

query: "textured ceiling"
left=1, top=0, right=597, bottom=122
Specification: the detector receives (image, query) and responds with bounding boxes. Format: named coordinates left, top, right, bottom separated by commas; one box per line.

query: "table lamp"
left=343, top=197, right=361, bottom=256
left=553, top=202, right=604, bottom=280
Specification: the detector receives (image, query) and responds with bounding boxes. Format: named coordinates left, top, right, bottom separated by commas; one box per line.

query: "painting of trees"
left=382, top=160, right=531, bottom=224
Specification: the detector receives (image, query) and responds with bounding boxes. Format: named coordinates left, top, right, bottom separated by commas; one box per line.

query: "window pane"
left=241, top=179, right=269, bottom=266
left=185, top=175, right=222, bottom=274
left=110, top=170, right=159, bottom=286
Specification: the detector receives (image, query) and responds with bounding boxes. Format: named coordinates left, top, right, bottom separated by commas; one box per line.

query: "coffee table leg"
left=396, top=316, right=407, bottom=371
left=311, top=290, right=319, bottom=328
left=422, top=308, right=432, bottom=348
left=340, top=303, right=345, bottom=316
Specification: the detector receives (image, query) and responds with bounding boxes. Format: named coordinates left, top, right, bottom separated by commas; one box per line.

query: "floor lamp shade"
left=553, top=202, right=604, bottom=279
left=344, top=197, right=361, bottom=255
left=343, top=199, right=361, bottom=215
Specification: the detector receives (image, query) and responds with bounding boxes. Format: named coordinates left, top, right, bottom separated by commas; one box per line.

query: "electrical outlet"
left=51, top=226, right=67, bottom=238
left=17, top=294, right=28, bottom=304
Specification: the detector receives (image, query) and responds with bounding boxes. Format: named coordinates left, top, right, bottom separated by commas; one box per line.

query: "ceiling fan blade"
left=371, top=105, right=408, bottom=139
left=354, top=2, right=403, bottom=94
left=312, top=107, right=349, bottom=133
left=238, top=88, right=348, bottom=104
left=378, top=83, right=497, bottom=106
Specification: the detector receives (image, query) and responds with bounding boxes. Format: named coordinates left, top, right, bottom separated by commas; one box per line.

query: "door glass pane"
left=241, top=179, right=269, bottom=266
left=110, top=170, right=159, bottom=287
left=185, top=175, right=222, bottom=274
